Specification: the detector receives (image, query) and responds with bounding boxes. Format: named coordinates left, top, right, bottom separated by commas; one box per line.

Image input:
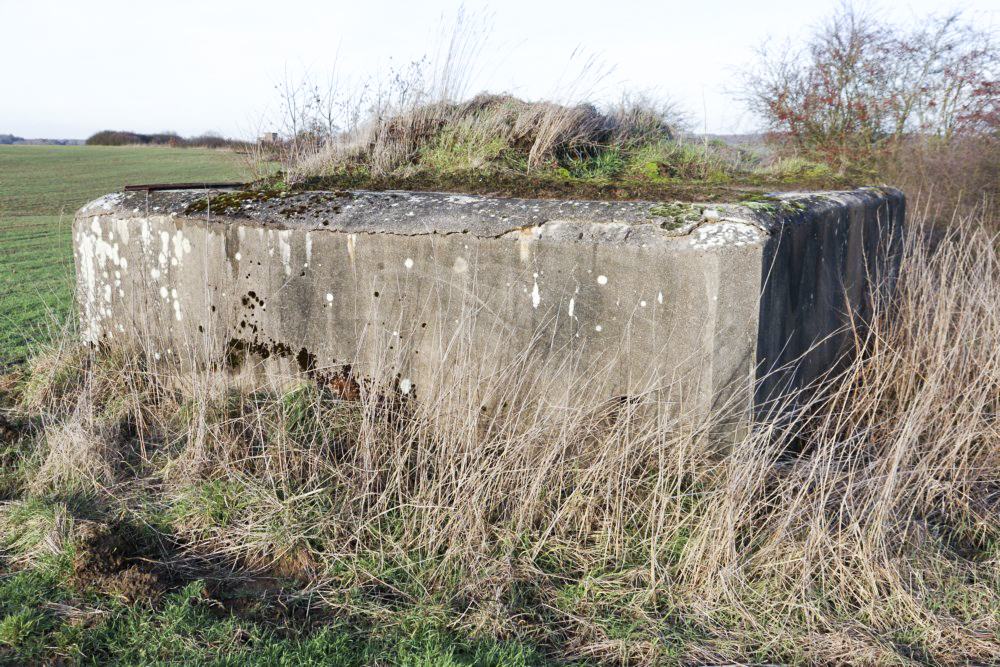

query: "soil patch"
left=68, top=517, right=334, bottom=632
left=71, top=520, right=173, bottom=604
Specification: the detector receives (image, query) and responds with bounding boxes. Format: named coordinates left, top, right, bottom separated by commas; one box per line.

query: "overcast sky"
left=2, top=0, right=997, bottom=140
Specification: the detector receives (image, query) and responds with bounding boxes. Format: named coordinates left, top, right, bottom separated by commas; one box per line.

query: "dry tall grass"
left=676, top=202, right=1000, bottom=662
left=9, top=200, right=1000, bottom=664
left=293, top=89, right=685, bottom=181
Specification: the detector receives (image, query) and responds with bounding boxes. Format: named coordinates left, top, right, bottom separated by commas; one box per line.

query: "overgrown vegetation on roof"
left=241, top=7, right=847, bottom=197
left=254, top=91, right=847, bottom=198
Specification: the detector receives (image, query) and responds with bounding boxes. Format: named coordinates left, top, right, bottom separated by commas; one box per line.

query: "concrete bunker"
left=73, top=186, right=904, bottom=440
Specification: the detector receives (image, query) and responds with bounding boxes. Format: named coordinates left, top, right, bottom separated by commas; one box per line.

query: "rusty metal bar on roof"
left=124, top=182, right=244, bottom=192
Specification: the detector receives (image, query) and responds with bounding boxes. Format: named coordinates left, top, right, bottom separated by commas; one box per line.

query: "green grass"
left=0, top=570, right=541, bottom=666
left=0, top=145, right=245, bottom=366
left=0, top=145, right=246, bottom=217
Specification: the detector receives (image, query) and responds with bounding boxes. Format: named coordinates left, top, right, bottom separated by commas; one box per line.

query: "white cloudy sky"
left=2, top=0, right=997, bottom=140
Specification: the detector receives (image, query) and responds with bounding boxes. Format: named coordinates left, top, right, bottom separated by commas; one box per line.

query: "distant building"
left=258, top=132, right=279, bottom=143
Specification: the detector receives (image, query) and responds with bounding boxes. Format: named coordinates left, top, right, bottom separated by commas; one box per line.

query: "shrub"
left=736, top=3, right=1000, bottom=176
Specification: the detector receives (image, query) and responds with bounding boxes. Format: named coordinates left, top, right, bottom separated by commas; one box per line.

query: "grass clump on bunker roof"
left=279, top=93, right=846, bottom=201
left=243, top=7, right=853, bottom=202
left=238, top=5, right=861, bottom=202
left=262, top=92, right=852, bottom=202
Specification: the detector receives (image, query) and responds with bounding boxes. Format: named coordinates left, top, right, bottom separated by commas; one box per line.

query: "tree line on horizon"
left=84, top=130, right=241, bottom=148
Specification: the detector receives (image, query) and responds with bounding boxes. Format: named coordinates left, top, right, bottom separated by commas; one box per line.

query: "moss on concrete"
left=648, top=202, right=707, bottom=230
left=283, top=169, right=855, bottom=204
left=184, top=187, right=354, bottom=217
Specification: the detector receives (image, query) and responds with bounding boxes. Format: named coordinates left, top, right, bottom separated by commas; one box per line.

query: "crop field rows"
left=0, top=145, right=245, bottom=365
left=0, top=216, right=75, bottom=365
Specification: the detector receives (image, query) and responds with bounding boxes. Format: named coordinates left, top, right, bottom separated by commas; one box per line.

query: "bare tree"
left=736, top=2, right=1000, bottom=173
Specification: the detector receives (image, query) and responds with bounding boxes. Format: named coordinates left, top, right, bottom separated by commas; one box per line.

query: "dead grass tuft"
left=31, top=412, right=118, bottom=493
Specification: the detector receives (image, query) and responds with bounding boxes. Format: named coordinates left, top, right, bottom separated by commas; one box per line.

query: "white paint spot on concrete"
left=531, top=282, right=541, bottom=308
left=159, top=287, right=168, bottom=299
left=453, top=257, right=469, bottom=273
left=172, top=231, right=190, bottom=257
left=278, top=230, right=292, bottom=276
left=326, top=293, right=333, bottom=302
left=595, top=325, right=603, bottom=332
left=170, top=257, right=178, bottom=267
left=114, top=218, right=129, bottom=244
left=568, top=298, right=575, bottom=317
left=399, top=378, right=412, bottom=394
left=658, top=292, right=663, bottom=304
left=404, top=258, right=414, bottom=269
left=170, top=289, right=178, bottom=299
left=119, top=257, right=127, bottom=270
left=597, top=275, right=608, bottom=285
left=235, top=252, right=242, bottom=261
left=641, top=300, right=647, bottom=307
left=151, top=268, right=160, bottom=279
left=91, top=218, right=102, bottom=235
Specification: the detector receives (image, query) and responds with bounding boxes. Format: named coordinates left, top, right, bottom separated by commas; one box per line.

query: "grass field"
left=0, top=145, right=245, bottom=366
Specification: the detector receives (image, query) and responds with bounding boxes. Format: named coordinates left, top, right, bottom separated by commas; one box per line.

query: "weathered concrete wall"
left=73, top=187, right=903, bottom=438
